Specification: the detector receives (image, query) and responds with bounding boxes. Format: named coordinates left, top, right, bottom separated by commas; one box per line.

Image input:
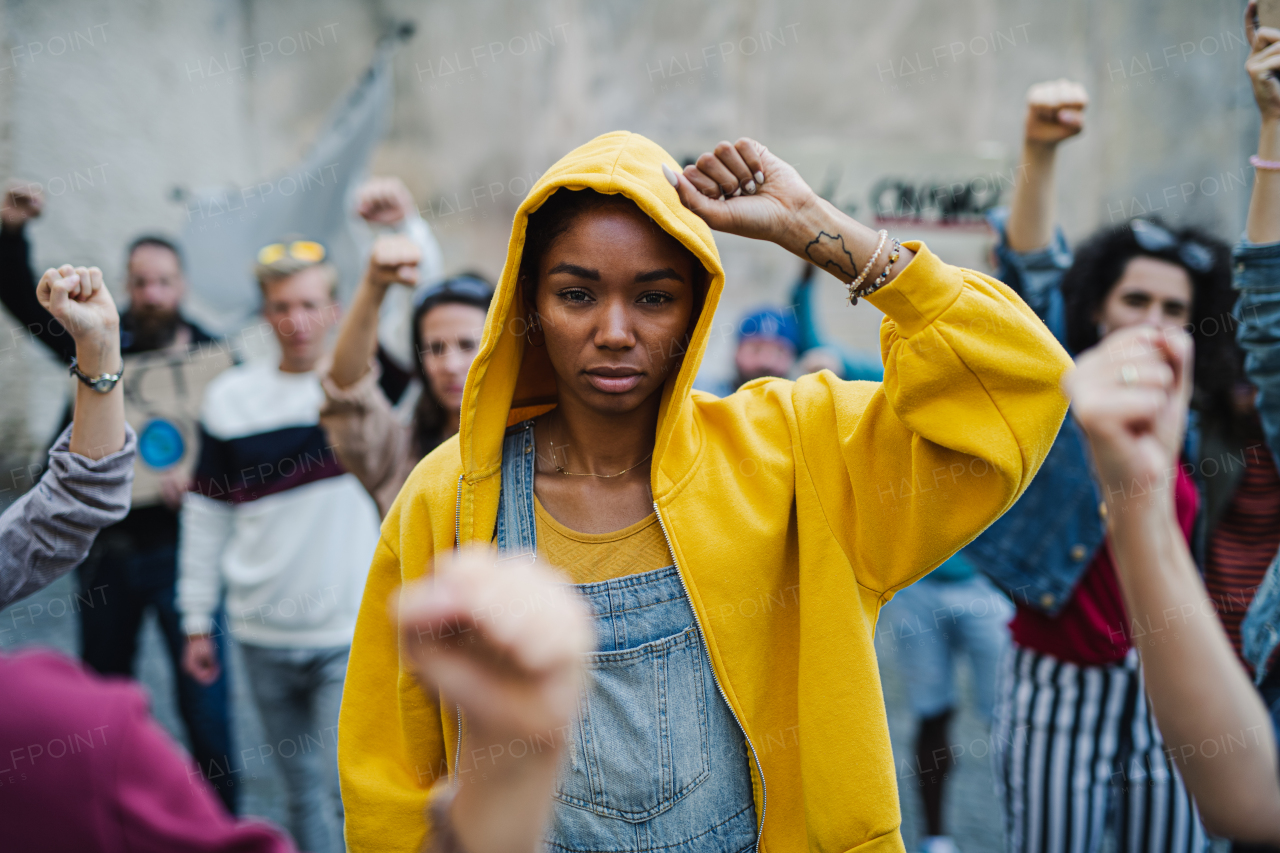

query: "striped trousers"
left=991, top=644, right=1208, bottom=853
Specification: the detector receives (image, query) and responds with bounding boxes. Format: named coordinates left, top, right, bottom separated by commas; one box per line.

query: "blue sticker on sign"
left=139, top=419, right=185, bottom=469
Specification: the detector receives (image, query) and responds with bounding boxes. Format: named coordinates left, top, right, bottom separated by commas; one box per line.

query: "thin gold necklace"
left=547, top=422, right=653, bottom=478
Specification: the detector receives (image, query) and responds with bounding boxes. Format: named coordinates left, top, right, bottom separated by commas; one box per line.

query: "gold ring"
left=1118, top=363, right=1140, bottom=386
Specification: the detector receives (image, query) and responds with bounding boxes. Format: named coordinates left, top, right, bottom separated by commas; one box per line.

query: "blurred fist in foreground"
left=1064, top=325, right=1192, bottom=506
left=394, top=547, right=593, bottom=745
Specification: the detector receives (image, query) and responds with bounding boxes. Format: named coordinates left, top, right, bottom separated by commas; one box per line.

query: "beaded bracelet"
left=1251, top=154, right=1280, bottom=171
left=852, top=240, right=901, bottom=305
left=846, top=230, right=888, bottom=304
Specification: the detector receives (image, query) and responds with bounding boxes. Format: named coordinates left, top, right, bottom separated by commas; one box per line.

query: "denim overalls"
left=493, top=421, right=759, bottom=853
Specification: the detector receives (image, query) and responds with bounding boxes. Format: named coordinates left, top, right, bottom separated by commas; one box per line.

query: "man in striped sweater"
left=177, top=242, right=381, bottom=853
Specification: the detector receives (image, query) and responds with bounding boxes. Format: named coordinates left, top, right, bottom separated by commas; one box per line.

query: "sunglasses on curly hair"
left=1128, top=219, right=1214, bottom=273
left=256, top=240, right=326, bottom=266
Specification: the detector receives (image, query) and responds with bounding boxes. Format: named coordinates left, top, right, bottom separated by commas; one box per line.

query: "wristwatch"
left=69, top=356, right=124, bottom=393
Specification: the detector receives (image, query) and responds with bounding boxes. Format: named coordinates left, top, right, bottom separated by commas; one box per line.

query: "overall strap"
left=493, top=419, right=538, bottom=561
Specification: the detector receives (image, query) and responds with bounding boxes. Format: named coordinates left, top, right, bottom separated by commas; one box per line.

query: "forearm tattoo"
left=803, top=231, right=858, bottom=282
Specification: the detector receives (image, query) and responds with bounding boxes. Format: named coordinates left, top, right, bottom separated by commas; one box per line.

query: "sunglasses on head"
left=256, top=240, right=326, bottom=266
left=1128, top=219, right=1214, bottom=273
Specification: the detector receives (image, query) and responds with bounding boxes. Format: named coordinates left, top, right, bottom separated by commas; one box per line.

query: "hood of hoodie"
left=459, top=131, right=723, bottom=497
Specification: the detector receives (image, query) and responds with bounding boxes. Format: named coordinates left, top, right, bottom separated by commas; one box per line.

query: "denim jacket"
left=963, top=208, right=1107, bottom=614
left=1234, top=239, right=1280, bottom=682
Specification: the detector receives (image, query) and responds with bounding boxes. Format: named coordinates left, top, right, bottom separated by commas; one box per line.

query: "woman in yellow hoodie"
left=338, top=132, right=1072, bottom=853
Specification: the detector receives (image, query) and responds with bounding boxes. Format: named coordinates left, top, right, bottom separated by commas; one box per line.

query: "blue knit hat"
left=738, top=307, right=800, bottom=351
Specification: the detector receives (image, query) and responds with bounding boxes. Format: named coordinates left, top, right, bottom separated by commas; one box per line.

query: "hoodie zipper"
left=654, top=503, right=767, bottom=852
left=452, top=473, right=464, bottom=782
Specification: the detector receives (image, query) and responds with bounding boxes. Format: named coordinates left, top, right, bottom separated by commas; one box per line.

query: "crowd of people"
left=4, top=5, right=1280, bottom=853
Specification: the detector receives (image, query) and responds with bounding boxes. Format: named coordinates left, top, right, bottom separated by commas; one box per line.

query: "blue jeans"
left=879, top=573, right=1012, bottom=723
left=494, top=421, right=758, bottom=853
left=78, top=535, right=235, bottom=812
left=240, top=643, right=348, bottom=853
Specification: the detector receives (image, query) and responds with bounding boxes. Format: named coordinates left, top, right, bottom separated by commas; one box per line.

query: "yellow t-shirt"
left=533, top=497, right=672, bottom=585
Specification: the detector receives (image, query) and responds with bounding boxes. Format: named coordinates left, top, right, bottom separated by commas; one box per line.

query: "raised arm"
left=322, top=230, right=422, bottom=516
left=1237, top=1, right=1280, bottom=686
left=35, top=266, right=126, bottom=459
left=0, top=182, right=77, bottom=362
left=1248, top=6, right=1280, bottom=245
left=671, top=140, right=1072, bottom=593
left=1066, top=324, right=1280, bottom=844
left=0, top=264, right=132, bottom=610
left=1006, top=80, right=1088, bottom=253
left=668, top=139, right=917, bottom=295
left=1236, top=6, right=1280, bottom=464
left=330, top=183, right=424, bottom=389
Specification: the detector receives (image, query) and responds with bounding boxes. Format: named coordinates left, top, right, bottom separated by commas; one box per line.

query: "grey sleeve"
left=0, top=423, right=136, bottom=610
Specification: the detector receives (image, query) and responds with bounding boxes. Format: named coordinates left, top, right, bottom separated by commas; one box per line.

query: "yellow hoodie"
left=339, top=131, right=1072, bottom=852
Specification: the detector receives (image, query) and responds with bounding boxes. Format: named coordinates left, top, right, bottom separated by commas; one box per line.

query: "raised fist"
left=37, top=265, right=120, bottom=347
left=1246, top=1, right=1280, bottom=122
left=1024, top=79, right=1089, bottom=146
left=355, top=176, right=417, bottom=226
left=394, top=547, right=592, bottom=745
left=365, top=234, right=421, bottom=291
left=2, top=181, right=44, bottom=232
left=668, top=137, right=819, bottom=246
left=1064, top=326, right=1191, bottom=499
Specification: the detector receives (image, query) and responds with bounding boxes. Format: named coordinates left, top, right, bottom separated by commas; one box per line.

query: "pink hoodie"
left=0, top=649, right=292, bottom=853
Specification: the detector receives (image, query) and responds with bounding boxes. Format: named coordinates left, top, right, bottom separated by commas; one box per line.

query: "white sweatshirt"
left=177, top=361, right=381, bottom=648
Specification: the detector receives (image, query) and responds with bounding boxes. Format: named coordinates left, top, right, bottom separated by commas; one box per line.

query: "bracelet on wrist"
left=846, top=230, right=888, bottom=305
left=1251, top=154, right=1280, bottom=171
left=850, top=238, right=900, bottom=305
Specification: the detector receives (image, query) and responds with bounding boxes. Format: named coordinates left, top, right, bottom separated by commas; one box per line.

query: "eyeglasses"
left=1128, top=219, right=1214, bottom=273
left=256, top=240, right=326, bottom=266
left=413, top=275, right=493, bottom=308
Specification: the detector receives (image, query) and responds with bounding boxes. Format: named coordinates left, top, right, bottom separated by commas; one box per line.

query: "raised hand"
left=365, top=234, right=421, bottom=291
left=1023, top=79, right=1089, bottom=147
left=394, top=547, right=592, bottom=745
left=1247, top=1, right=1280, bottom=122
left=666, top=137, right=819, bottom=246
left=355, top=176, right=417, bottom=226
left=1007, top=79, right=1087, bottom=251
left=665, top=136, right=914, bottom=289
left=1064, top=326, right=1192, bottom=507
left=1, top=180, right=44, bottom=232
left=37, top=265, right=119, bottom=351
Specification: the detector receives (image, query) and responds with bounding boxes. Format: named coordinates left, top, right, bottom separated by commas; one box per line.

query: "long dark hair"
left=518, top=187, right=707, bottom=342
left=1060, top=218, right=1239, bottom=417
left=410, top=273, right=494, bottom=455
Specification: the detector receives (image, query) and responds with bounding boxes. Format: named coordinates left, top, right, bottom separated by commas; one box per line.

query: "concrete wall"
left=0, top=0, right=1254, bottom=487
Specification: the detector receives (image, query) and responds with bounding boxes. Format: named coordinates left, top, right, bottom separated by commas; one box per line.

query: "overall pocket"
left=555, top=625, right=712, bottom=822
